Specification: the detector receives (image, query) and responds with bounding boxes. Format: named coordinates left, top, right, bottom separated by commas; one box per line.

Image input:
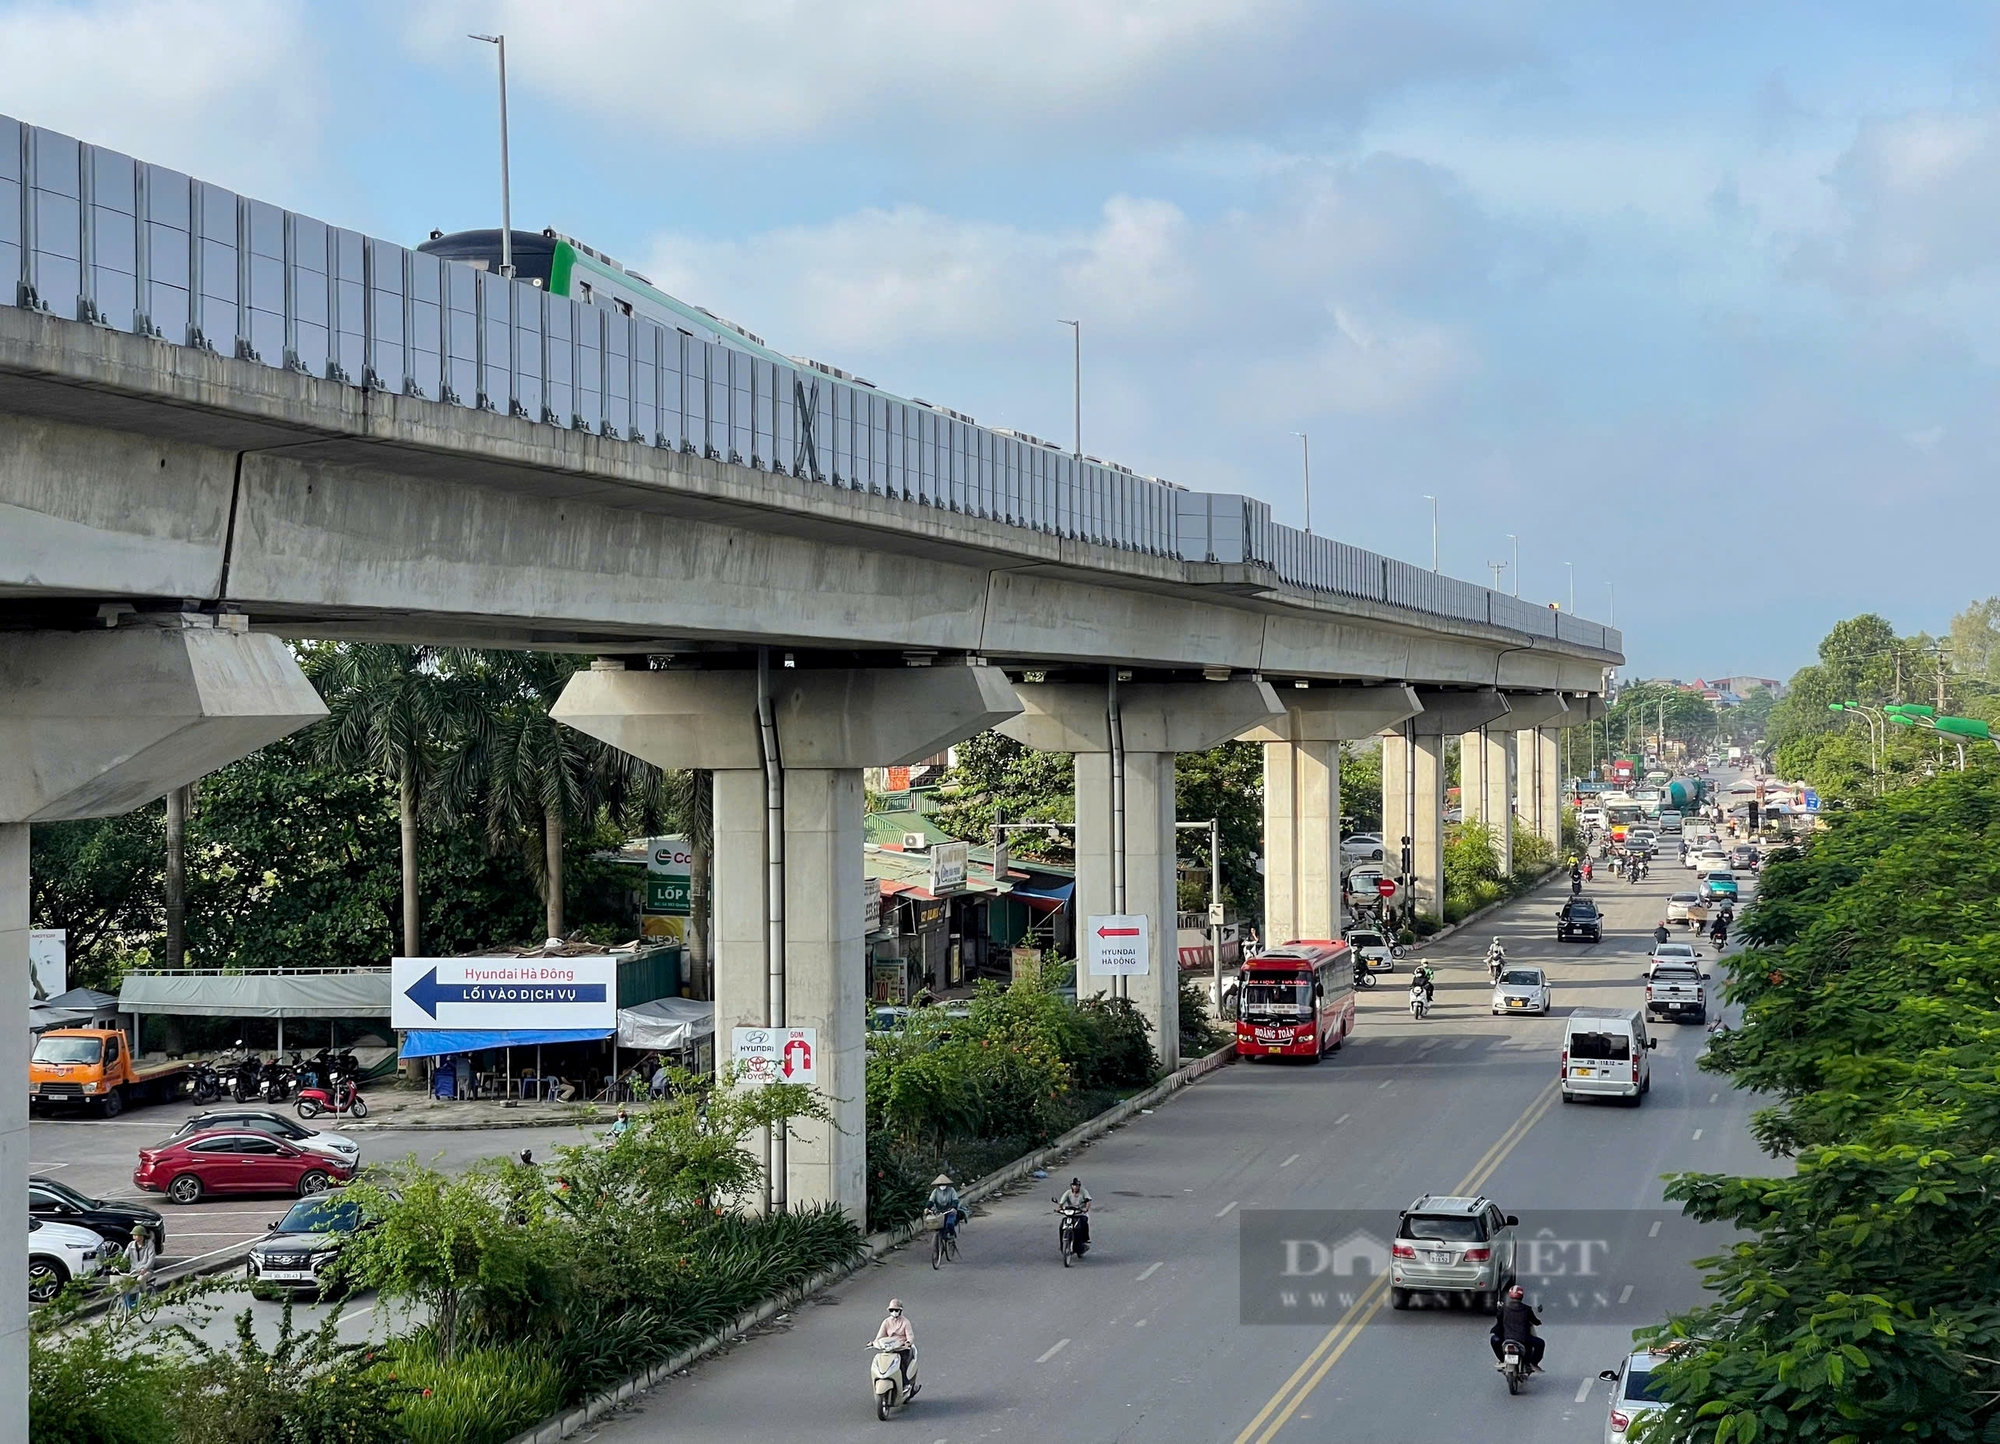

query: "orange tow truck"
left=29, top=1027, right=187, bottom=1117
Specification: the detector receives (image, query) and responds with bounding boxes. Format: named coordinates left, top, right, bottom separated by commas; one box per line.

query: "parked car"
left=28, top=1217, right=110, bottom=1304
left=245, top=1194, right=378, bottom=1300
left=30, top=1175, right=167, bottom=1257
left=165, top=1109, right=361, bottom=1166
left=135, top=1129, right=358, bottom=1205
left=1556, top=897, right=1604, bottom=943
left=1600, top=1348, right=1671, bottom=1441
left=1491, top=966, right=1551, bottom=1016
left=1388, top=1194, right=1518, bottom=1311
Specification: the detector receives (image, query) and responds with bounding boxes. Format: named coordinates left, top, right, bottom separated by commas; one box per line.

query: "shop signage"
left=1086, top=913, right=1150, bottom=975
left=644, top=836, right=693, bottom=916
left=733, top=1026, right=818, bottom=1088
left=391, top=957, right=617, bottom=1030
left=929, top=840, right=968, bottom=894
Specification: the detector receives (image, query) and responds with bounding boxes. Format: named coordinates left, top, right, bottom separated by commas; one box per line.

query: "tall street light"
left=1294, top=432, right=1311, bottom=533
left=1607, top=582, right=1616, bottom=627
left=1057, top=320, right=1080, bottom=457
left=1506, top=534, right=1519, bottom=596
left=1422, top=495, right=1438, bottom=571
left=469, top=33, right=515, bottom=278
left=1565, top=561, right=1574, bottom=614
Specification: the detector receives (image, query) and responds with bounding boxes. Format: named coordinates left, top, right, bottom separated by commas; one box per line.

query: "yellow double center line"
left=1231, top=1078, right=1562, bottom=1444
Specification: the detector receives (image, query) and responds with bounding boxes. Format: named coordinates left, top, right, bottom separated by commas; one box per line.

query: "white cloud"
left=0, top=0, right=326, bottom=203
left=1814, top=108, right=2000, bottom=293
left=409, top=0, right=1522, bottom=147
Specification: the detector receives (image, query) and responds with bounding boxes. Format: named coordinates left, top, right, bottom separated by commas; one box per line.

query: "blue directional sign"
left=391, top=957, right=618, bottom=1031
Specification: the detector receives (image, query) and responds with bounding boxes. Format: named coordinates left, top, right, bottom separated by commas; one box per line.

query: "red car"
left=135, top=1128, right=355, bottom=1205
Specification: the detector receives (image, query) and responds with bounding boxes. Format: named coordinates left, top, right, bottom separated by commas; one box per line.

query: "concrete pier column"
left=1457, top=728, right=1517, bottom=875
left=1244, top=686, right=1420, bottom=944
left=0, top=618, right=324, bottom=1436
left=1535, top=728, right=1564, bottom=852
left=1483, top=694, right=1572, bottom=867
left=1384, top=691, right=1511, bottom=923
left=554, top=660, right=1021, bottom=1226
left=1001, top=678, right=1282, bottom=1073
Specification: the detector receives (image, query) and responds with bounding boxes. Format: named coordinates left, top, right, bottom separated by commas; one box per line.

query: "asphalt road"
left=586, top=824, right=1773, bottom=1442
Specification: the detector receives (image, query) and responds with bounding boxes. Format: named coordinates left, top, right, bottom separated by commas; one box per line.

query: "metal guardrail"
left=1, top=113, right=1621, bottom=657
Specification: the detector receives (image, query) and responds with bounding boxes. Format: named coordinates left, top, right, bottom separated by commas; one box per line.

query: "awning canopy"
left=121, top=971, right=391, bottom=1019
left=399, top=1027, right=611, bottom=1060
left=1008, top=878, right=1074, bottom=908
left=616, top=997, right=714, bottom=1051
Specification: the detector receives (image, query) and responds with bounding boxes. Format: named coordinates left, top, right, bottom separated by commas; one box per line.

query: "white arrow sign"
left=1086, top=914, right=1150, bottom=976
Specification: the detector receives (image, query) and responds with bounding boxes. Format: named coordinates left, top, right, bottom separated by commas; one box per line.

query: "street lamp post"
left=1058, top=320, right=1081, bottom=458
left=1294, top=432, right=1311, bottom=534
left=468, top=33, right=515, bottom=278
left=1506, top=534, right=1518, bottom=596
left=1565, top=562, right=1574, bottom=615
left=1422, top=495, right=1438, bottom=572
left=1607, top=582, right=1616, bottom=627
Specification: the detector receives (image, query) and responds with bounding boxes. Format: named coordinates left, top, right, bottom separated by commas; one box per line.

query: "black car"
left=1556, top=898, right=1604, bottom=943
left=30, top=1176, right=166, bottom=1256
left=245, top=1195, right=375, bottom=1299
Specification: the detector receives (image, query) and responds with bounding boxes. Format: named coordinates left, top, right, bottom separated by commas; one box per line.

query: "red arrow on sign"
left=1097, top=926, right=1141, bottom=938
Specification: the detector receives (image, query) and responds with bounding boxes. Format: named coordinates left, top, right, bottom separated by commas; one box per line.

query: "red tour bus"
left=1235, top=940, right=1356, bottom=1062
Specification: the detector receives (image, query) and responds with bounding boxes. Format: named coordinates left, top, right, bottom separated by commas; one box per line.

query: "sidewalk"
left=339, top=1087, right=622, bottom=1132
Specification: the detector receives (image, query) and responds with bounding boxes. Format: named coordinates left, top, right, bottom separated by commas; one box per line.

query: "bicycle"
left=929, top=1211, right=960, bottom=1269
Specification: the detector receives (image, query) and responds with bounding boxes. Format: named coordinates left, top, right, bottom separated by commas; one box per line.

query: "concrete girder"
left=0, top=619, right=328, bottom=822
left=551, top=661, right=1022, bottom=771
left=1, top=620, right=322, bottom=1439
left=1237, top=684, right=1423, bottom=744
left=997, top=678, right=1284, bottom=755
left=1489, top=693, right=1571, bottom=732
left=0, top=402, right=1622, bottom=682
left=1401, top=688, right=1511, bottom=738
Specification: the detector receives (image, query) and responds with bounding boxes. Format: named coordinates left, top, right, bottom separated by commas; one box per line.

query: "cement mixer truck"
left=1665, top=778, right=1708, bottom=813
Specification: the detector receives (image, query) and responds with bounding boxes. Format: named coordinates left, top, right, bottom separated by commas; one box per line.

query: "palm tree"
left=436, top=653, right=672, bottom=941
left=310, top=644, right=455, bottom=956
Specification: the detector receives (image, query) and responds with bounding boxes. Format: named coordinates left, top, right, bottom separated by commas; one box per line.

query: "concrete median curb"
left=499, top=1040, right=1238, bottom=1444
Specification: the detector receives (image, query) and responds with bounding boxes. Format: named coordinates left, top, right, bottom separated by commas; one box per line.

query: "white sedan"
left=29, top=1216, right=110, bottom=1305
left=1491, top=966, right=1552, bottom=1016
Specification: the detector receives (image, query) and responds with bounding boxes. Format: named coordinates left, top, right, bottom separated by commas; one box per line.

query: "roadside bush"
left=1069, top=996, right=1158, bottom=1090
left=30, top=1324, right=177, bottom=1444
left=1179, top=973, right=1230, bottom=1057
left=168, top=1301, right=405, bottom=1444
left=392, top=1336, right=567, bottom=1444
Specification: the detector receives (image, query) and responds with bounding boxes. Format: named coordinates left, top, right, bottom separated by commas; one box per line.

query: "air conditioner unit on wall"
left=903, top=833, right=927, bottom=851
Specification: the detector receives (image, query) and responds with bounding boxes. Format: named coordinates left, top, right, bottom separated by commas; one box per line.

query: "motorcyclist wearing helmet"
left=1413, top=960, right=1436, bottom=1002
left=1056, top=1178, right=1092, bottom=1253
left=876, top=1298, right=917, bottom=1389
left=1489, top=1285, right=1545, bottom=1372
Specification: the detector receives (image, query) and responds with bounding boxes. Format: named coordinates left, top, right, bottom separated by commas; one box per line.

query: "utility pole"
left=1507, top=535, right=1519, bottom=596
left=469, top=33, right=515, bottom=277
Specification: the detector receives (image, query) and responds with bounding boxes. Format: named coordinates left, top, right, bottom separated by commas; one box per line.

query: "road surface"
left=585, top=833, right=1771, bottom=1441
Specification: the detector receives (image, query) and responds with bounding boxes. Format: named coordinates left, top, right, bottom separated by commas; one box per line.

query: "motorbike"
left=256, top=1057, right=295, bottom=1103
left=868, top=1339, right=920, bottom=1420
left=186, top=1061, right=223, bottom=1103
left=1409, top=982, right=1431, bottom=1020
left=1569, top=876, right=1583, bottom=897
left=1499, top=1340, right=1530, bottom=1395
left=1055, top=1200, right=1088, bottom=1265
left=1485, top=945, right=1506, bottom=982
left=296, top=1071, right=368, bottom=1120
left=1352, top=960, right=1376, bottom=989
left=230, top=1047, right=262, bottom=1103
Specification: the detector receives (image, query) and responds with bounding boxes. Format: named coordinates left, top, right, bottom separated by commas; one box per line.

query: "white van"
left=1560, top=1007, right=1657, bottom=1106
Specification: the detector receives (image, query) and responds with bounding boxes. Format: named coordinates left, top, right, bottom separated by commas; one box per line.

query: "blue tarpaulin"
left=399, top=1028, right=610, bottom=1060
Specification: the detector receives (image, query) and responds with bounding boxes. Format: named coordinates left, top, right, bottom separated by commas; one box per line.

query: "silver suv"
left=1389, top=1194, right=1518, bottom=1310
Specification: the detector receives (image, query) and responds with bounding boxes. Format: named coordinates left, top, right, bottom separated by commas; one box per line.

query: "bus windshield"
left=1240, top=975, right=1313, bottom=1015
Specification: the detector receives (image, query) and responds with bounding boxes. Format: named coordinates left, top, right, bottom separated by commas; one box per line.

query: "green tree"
left=1173, top=741, right=1263, bottom=921
left=1342, top=741, right=1383, bottom=833
left=1948, top=597, right=2000, bottom=683
left=1639, top=766, right=2000, bottom=1440
left=309, top=643, right=464, bottom=956
left=28, top=808, right=163, bottom=990
left=435, top=653, right=670, bottom=940
left=931, top=732, right=1076, bottom=856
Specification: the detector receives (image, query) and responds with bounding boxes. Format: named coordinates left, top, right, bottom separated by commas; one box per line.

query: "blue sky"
left=5, top=0, right=1997, bottom=681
